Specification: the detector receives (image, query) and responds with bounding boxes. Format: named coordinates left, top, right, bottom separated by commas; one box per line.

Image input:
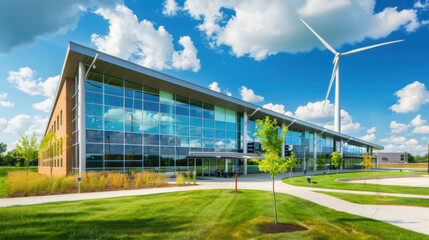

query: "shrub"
left=186, top=172, right=190, bottom=185
left=176, top=174, right=185, bottom=186
left=193, top=171, right=196, bottom=185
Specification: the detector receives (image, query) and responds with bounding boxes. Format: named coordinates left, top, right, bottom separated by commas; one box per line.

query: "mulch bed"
left=261, top=223, right=307, bottom=234
left=230, top=190, right=243, bottom=194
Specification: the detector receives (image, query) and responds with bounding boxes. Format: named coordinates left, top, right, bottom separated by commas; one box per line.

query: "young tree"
left=253, top=117, right=296, bottom=224
left=361, top=153, right=374, bottom=188
left=316, top=154, right=326, bottom=171
left=0, top=142, right=6, bottom=166
left=331, top=152, right=343, bottom=174
left=39, top=132, right=66, bottom=181
left=16, top=132, right=40, bottom=181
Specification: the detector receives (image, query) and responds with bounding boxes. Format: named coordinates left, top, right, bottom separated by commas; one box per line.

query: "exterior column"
left=281, top=123, right=286, bottom=158
left=78, top=62, right=86, bottom=175
left=225, top=159, right=228, bottom=172
left=340, top=139, right=344, bottom=170
left=243, top=111, right=248, bottom=175
left=313, top=132, right=317, bottom=171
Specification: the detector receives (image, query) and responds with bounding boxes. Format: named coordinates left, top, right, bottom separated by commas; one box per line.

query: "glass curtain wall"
left=84, top=71, right=242, bottom=175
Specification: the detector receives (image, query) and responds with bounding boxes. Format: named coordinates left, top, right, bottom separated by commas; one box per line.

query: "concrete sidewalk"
left=1, top=172, right=429, bottom=235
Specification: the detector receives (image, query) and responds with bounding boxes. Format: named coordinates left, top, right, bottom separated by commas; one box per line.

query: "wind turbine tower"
left=300, top=18, right=403, bottom=133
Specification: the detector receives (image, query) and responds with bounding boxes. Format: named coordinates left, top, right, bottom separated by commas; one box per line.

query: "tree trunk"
left=26, top=165, right=29, bottom=182
left=272, top=175, right=278, bottom=224
left=337, top=166, right=339, bottom=174
left=364, top=169, right=367, bottom=188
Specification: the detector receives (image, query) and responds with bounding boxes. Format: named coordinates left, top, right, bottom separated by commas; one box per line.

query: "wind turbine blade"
left=341, top=39, right=404, bottom=56
left=323, top=59, right=339, bottom=111
left=300, top=18, right=337, bottom=55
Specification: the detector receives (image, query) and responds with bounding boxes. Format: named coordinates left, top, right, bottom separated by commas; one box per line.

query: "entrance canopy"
left=187, top=152, right=264, bottom=159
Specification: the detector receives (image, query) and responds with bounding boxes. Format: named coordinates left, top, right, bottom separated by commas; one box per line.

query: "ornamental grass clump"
left=176, top=174, right=185, bottom=186
left=186, top=172, right=191, bottom=185
left=193, top=171, right=196, bottom=185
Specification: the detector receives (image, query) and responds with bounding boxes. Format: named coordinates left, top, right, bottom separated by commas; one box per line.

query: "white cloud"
left=263, top=103, right=293, bottom=117
left=209, top=82, right=221, bottom=92
left=390, top=81, right=429, bottom=113
left=184, top=0, right=418, bottom=60
left=389, top=121, right=409, bottom=133
left=172, top=36, right=201, bottom=72
left=7, top=67, right=59, bottom=112
left=360, top=133, right=376, bottom=142
left=0, top=0, right=120, bottom=54
left=225, top=89, right=232, bottom=96
left=163, top=0, right=180, bottom=16
left=380, top=136, right=425, bottom=155
left=422, top=136, right=429, bottom=142
left=324, top=110, right=362, bottom=133
left=411, top=114, right=426, bottom=126
left=240, top=86, right=264, bottom=102
left=33, top=98, right=54, bottom=113
left=0, top=92, right=14, bottom=107
left=413, top=125, right=429, bottom=134
left=414, top=0, right=429, bottom=8
left=3, top=114, right=47, bottom=135
left=91, top=5, right=200, bottom=72
left=381, top=136, right=407, bottom=144
left=0, top=118, right=7, bottom=129
left=367, top=127, right=376, bottom=134
left=0, top=101, right=14, bottom=108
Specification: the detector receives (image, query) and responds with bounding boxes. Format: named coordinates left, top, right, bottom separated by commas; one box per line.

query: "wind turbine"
left=300, top=18, right=403, bottom=133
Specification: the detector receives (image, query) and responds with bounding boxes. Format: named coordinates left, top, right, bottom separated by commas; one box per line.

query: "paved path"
left=350, top=175, right=429, bottom=187
left=1, top=173, right=429, bottom=235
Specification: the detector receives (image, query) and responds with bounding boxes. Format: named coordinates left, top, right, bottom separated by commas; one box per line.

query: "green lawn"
left=1, top=190, right=427, bottom=239
left=283, top=171, right=429, bottom=195
left=317, top=191, right=429, bottom=208
left=0, top=166, right=38, bottom=197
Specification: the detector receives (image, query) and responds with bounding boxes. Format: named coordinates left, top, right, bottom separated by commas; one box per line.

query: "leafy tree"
left=361, top=153, right=374, bottom=188
left=331, top=152, right=343, bottom=174
left=39, top=132, right=66, bottom=181
left=16, top=132, right=40, bottom=181
left=253, top=117, right=296, bottom=224
left=0, top=142, right=6, bottom=166
left=407, top=153, right=415, bottom=163
left=1, top=149, right=21, bottom=166
left=316, top=154, right=326, bottom=170
left=415, top=155, right=420, bottom=163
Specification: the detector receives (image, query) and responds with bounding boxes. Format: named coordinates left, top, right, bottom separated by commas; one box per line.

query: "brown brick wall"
left=39, top=78, right=73, bottom=176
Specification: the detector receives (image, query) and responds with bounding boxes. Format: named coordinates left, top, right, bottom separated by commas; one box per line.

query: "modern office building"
left=375, top=152, right=407, bottom=164
left=38, top=42, right=383, bottom=176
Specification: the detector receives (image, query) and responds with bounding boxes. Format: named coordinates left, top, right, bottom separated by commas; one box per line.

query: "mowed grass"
left=0, top=167, right=38, bottom=197
left=1, top=190, right=427, bottom=240
left=283, top=171, right=429, bottom=195
left=317, top=191, right=429, bottom=208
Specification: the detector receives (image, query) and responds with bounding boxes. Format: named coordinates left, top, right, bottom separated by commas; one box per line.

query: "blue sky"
left=0, top=0, right=428, bottom=155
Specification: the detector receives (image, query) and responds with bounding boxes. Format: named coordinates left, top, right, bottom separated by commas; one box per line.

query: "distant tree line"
left=0, top=142, right=38, bottom=167
left=407, top=152, right=428, bottom=163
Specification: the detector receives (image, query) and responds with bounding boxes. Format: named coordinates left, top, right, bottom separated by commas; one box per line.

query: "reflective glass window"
left=215, top=139, right=225, bottom=148
left=143, top=86, right=159, bottom=102
left=203, top=138, right=214, bottom=148
left=176, top=136, right=189, bottom=147
left=105, top=161, right=124, bottom=168
left=125, top=98, right=143, bottom=109
left=190, top=99, right=202, bottom=109
left=125, top=81, right=142, bottom=96
left=104, top=75, right=123, bottom=96
left=105, top=131, right=124, bottom=144
left=215, top=121, right=225, bottom=129
left=104, top=144, right=124, bottom=160
left=215, top=106, right=225, bottom=121
left=176, top=95, right=189, bottom=106
left=125, top=145, right=142, bottom=160
left=144, top=134, right=159, bottom=145
left=160, top=114, right=174, bottom=124
left=126, top=109, right=143, bottom=121
left=190, top=108, right=202, bottom=118
left=86, top=103, right=103, bottom=117
left=190, top=127, right=202, bottom=137
left=226, top=131, right=237, bottom=140
left=189, top=138, right=202, bottom=148
left=143, top=111, right=159, bottom=122
left=203, top=128, right=214, bottom=138
left=203, top=103, right=214, bottom=111
left=86, top=91, right=103, bottom=104
left=125, top=121, right=143, bottom=133
left=176, top=106, right=189, bottom=116
left=226, top=122, right=236, bottom=131
left=104, top=118, right=124, bottom=131
left=160, top=91, right=174, bottom=105
left=87, top=130, right=103, bottom=143
left=225, top=109, right=236, bottom=123
left=143, top=101, right=159, bottom=112
left=86, top=144, right=103, bottom=161
left=86, top=79, right=103, bottom=93
left=125, top=133, right=142, bottom=145
left=176, top=115, right=189, bottom=126
left=215, top=129, right=225, bottom=138
left=86, top=116, right=103, bottom=130
left=160, top=135, right=176, bottom=146
left=203, top=110, right=215, bottom=120
left=160, top=104, right=175, bottom=114
left=190, top=117, right=202, bottom=127
left=160, top=124, right=175, bottom=135
left=143, top=123, right=159, bottom=134
left=203, top=119, right=214, bottom=128
left=144, top=146, right=159, bottom=167
left=125, top=161, right=143, bottom=168
left=104, top=106, right=124, bottom=119
left=105, top=95, right=123, bottom=107
left=176, top=125, right=189, bottom=136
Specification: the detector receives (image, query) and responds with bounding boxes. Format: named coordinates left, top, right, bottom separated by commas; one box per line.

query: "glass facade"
left=71, top=70, right=373, bottom=175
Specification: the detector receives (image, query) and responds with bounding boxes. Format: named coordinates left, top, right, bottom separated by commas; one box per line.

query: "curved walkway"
left=1, top=173, right=429, bottom=235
